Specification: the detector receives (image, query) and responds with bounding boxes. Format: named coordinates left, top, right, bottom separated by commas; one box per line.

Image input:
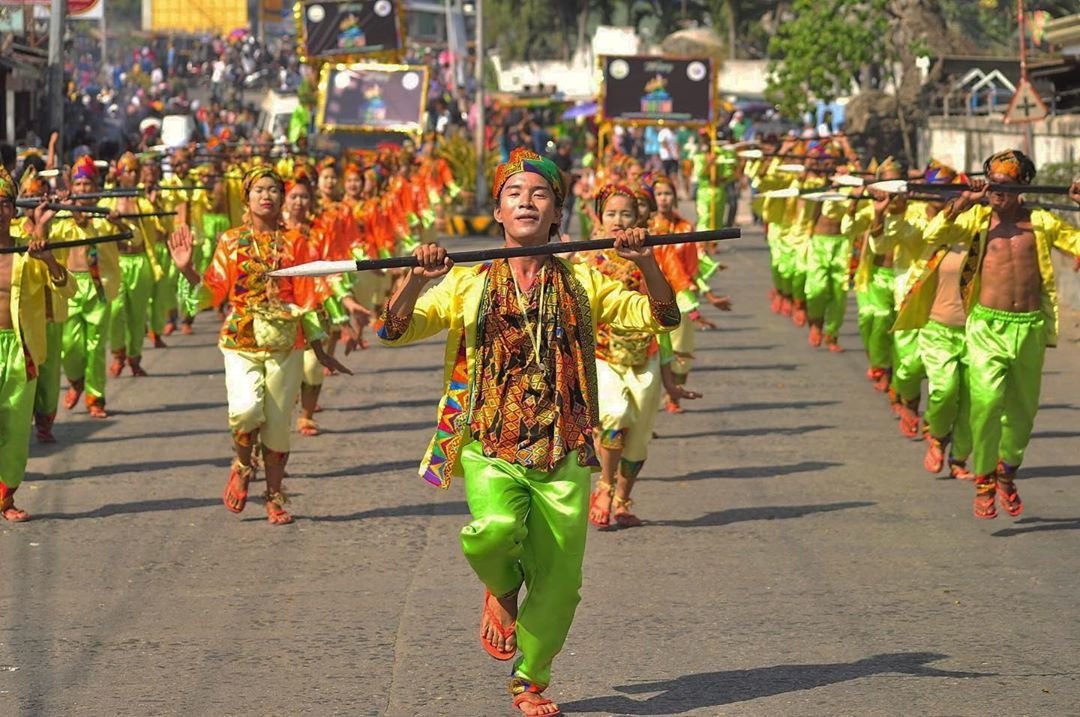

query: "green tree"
left=765, top=0, right=895, bottom=119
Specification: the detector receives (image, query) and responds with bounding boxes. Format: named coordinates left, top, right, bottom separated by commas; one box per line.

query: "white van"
left=259, top=91, right=300, bottom=140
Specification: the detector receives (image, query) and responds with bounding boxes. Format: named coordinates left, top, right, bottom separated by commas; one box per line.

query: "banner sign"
left=600, top=55, right=715, bottom=126
left=317, top=62, right=428, bottom=135
left=297, top=0, right=403, bottom=62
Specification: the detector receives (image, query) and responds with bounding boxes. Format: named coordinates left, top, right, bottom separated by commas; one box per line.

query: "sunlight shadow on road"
left=561, top=652, right=991, bottom=715
left=656, top=425, right=833, bottom=440
left=650, top=501, right=874, bottom=529
left=36, top=497, right=223, bottom=520
left=992, top=516, right=1080, bottom=538
left=306, top=500, right=469, bottom=522
left=651, top=460, right=843, bottom=482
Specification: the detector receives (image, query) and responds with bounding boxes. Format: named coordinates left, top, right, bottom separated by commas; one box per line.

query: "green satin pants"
left=890, top=328, right=925, bottom=403
left=150, top=242, right=178, bottom=333
left=919, top=320, right=972, bottom=461
left=63, top=272, right=111, bottom=401
left=857, top=266, right=895, bottom=370
left=966, top=304, right=1046, bottom=476
left=34, top=321, right=63, bottom=419
left=459, top=440, right=590, bottom=691
left=110, top=254, right=153, bottom=357
left=0, top=330, right=36, bottom=492
left=774, top=232, right=795, bottom=296
left=805, top=234, right=851, bottom=336
left=695, top=184, right=726, bottom=231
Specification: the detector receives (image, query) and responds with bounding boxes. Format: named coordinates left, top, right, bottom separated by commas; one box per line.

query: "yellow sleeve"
left=923, top=205, right=985, bottom=247
left=377, top=269, right=461, bottom=345
left=586, top=265, right=678, bottom=333
left=1040, top=210, right=1080, bottom=256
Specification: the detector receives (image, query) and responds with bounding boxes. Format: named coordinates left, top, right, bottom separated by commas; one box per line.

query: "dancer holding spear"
left=376, top=148, right=683, bottom=716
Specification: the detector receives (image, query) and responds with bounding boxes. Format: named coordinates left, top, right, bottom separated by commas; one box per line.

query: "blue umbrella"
left=561, top=101, right=598, bottom=121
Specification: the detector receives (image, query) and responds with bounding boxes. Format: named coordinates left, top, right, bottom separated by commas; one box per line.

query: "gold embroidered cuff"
left=380, top=309, right=412, bottom=340
left=649, top=296, right=681, bottom=328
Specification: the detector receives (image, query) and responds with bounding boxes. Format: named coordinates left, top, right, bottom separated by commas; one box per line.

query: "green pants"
left=805, top=234, right=851, bottom=336
left=774, top=231, right=795, bottom=296
left=695, top=185, right=725, bottom=231
left=857, top=266, right=895, bottom=370
left=0, top=330, right=37, bottom=494
left=34, top=321, right=63, bottom=418
left=890, top=328, right=924, bottom=402
left=150, top=242, right=178, bottom=333
left=110, top=254, right=153, bottom=357
left=919, top=320, right=972, bottom=461
left=63, top=272, right=111, bottom=401
left=966, top=305, right=1046, bottom=477
left=766, top=224, right=784, bottom=293
left=459, top=440, right=590, bottom=691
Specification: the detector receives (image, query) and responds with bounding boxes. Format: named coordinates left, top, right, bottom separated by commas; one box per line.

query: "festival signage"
left=295, top=0, right=404, bottom=63
left=316, top=62, right=428, bottom=137
left=599, top=55, right=715, bottom=126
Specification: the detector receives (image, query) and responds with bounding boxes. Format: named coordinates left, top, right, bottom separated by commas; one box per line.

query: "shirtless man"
left=926, top=150, right=1080, bottom=518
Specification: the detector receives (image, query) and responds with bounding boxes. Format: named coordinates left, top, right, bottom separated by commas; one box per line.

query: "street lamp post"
left=474, top=0, right=484, bottom=212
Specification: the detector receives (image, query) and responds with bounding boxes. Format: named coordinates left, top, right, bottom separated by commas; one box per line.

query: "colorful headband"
left=72, top=155, right=99, bottom=182
left=242, top=166, right=284, bottom=200
left=116, top=152, right=140, bottom=173
left=875, top=156, right=902, bottom=180
left=343, top=162, right=362, bottom=177
left=285, top=169, right=313, bottom=196
left=924, top=159, right=958, bottom=185
left=18, top=165, right=45, bottom=197
left=0, top=165, right=17, bottom=200
left=317, top=156, right=338, bottom=174
left=644, top=172, right=677, bottom=201
left=594, top=183, right=638, bottom=217
left=632, top=182, right=656, bottom=212
left=983, top=149, right=1035, bottom=185
left=492, top=147, right=566, bottom=206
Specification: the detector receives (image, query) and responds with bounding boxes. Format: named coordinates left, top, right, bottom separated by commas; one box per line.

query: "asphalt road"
left=3, top=222, right=1080, bottom=716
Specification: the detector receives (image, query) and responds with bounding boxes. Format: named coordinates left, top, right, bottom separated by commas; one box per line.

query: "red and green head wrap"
left=492, top=147, right=566, bottom=207
left=632, top=181, right=656, bottom=212
left=983, top=149, right=1036, bottom=185
left=0, top=166, right=17, bottom=201
left=924, top=159, right=958, bottom=185
left=242, top=166, right=284, bottom=201
left=594, top=183, right=638, bottom=217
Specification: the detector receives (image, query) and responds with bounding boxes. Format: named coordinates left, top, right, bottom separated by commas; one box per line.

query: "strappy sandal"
left=512, top=692, right=561, bottom=716
left=588, top=480, right=615, bottom=529
left=948, top=458, right=975, bottom=481
left=264, top=490, right=293, bottom=525
left=510, top=679, right=560, bottom=716
left=0, top=497, right=31, bottom=522
left=924, top=437, right=946, bottom=474
left=995, top=462, right=1023, bottom=516
left=223, top=460, right=254, bottom=514
left=612, top=496, right=644, bottom=528
left=480, top=590, right=517, bottom=661
left=899, top=406, right=920, bottom=439
left=87, top=399, right=108, bottom=419
left=297, top=417, right=320, bottom=436
left=973, top=477, right=997, bottom=519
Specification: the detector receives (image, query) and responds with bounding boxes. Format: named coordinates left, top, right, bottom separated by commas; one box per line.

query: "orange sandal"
left=612, top=496, right=644, bottom=528
left=588, top=480, right=615, bottom=529
left=297, top=417, right=320, bottom=436
left=924, top=438, right=946, bottom=474
left=996, top=481, right=1023, bottom=517
left=512, top=692, right=561, bottom=716
left=1, top=497, right=30, bottom=522
left=264, top=490, right=293, bottom=525
left=224, top=460, right=254, bottom=514
left=973, top=478, right=997, bottom=519
left=480, top=590, right=517, bottom=661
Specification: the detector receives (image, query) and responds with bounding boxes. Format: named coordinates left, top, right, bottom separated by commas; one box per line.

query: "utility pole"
left=1017, top=0, right=1034, bottom=160
left=474, top=0, right=485, bottom=212
left=48, top=0, right=66, bottom=161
